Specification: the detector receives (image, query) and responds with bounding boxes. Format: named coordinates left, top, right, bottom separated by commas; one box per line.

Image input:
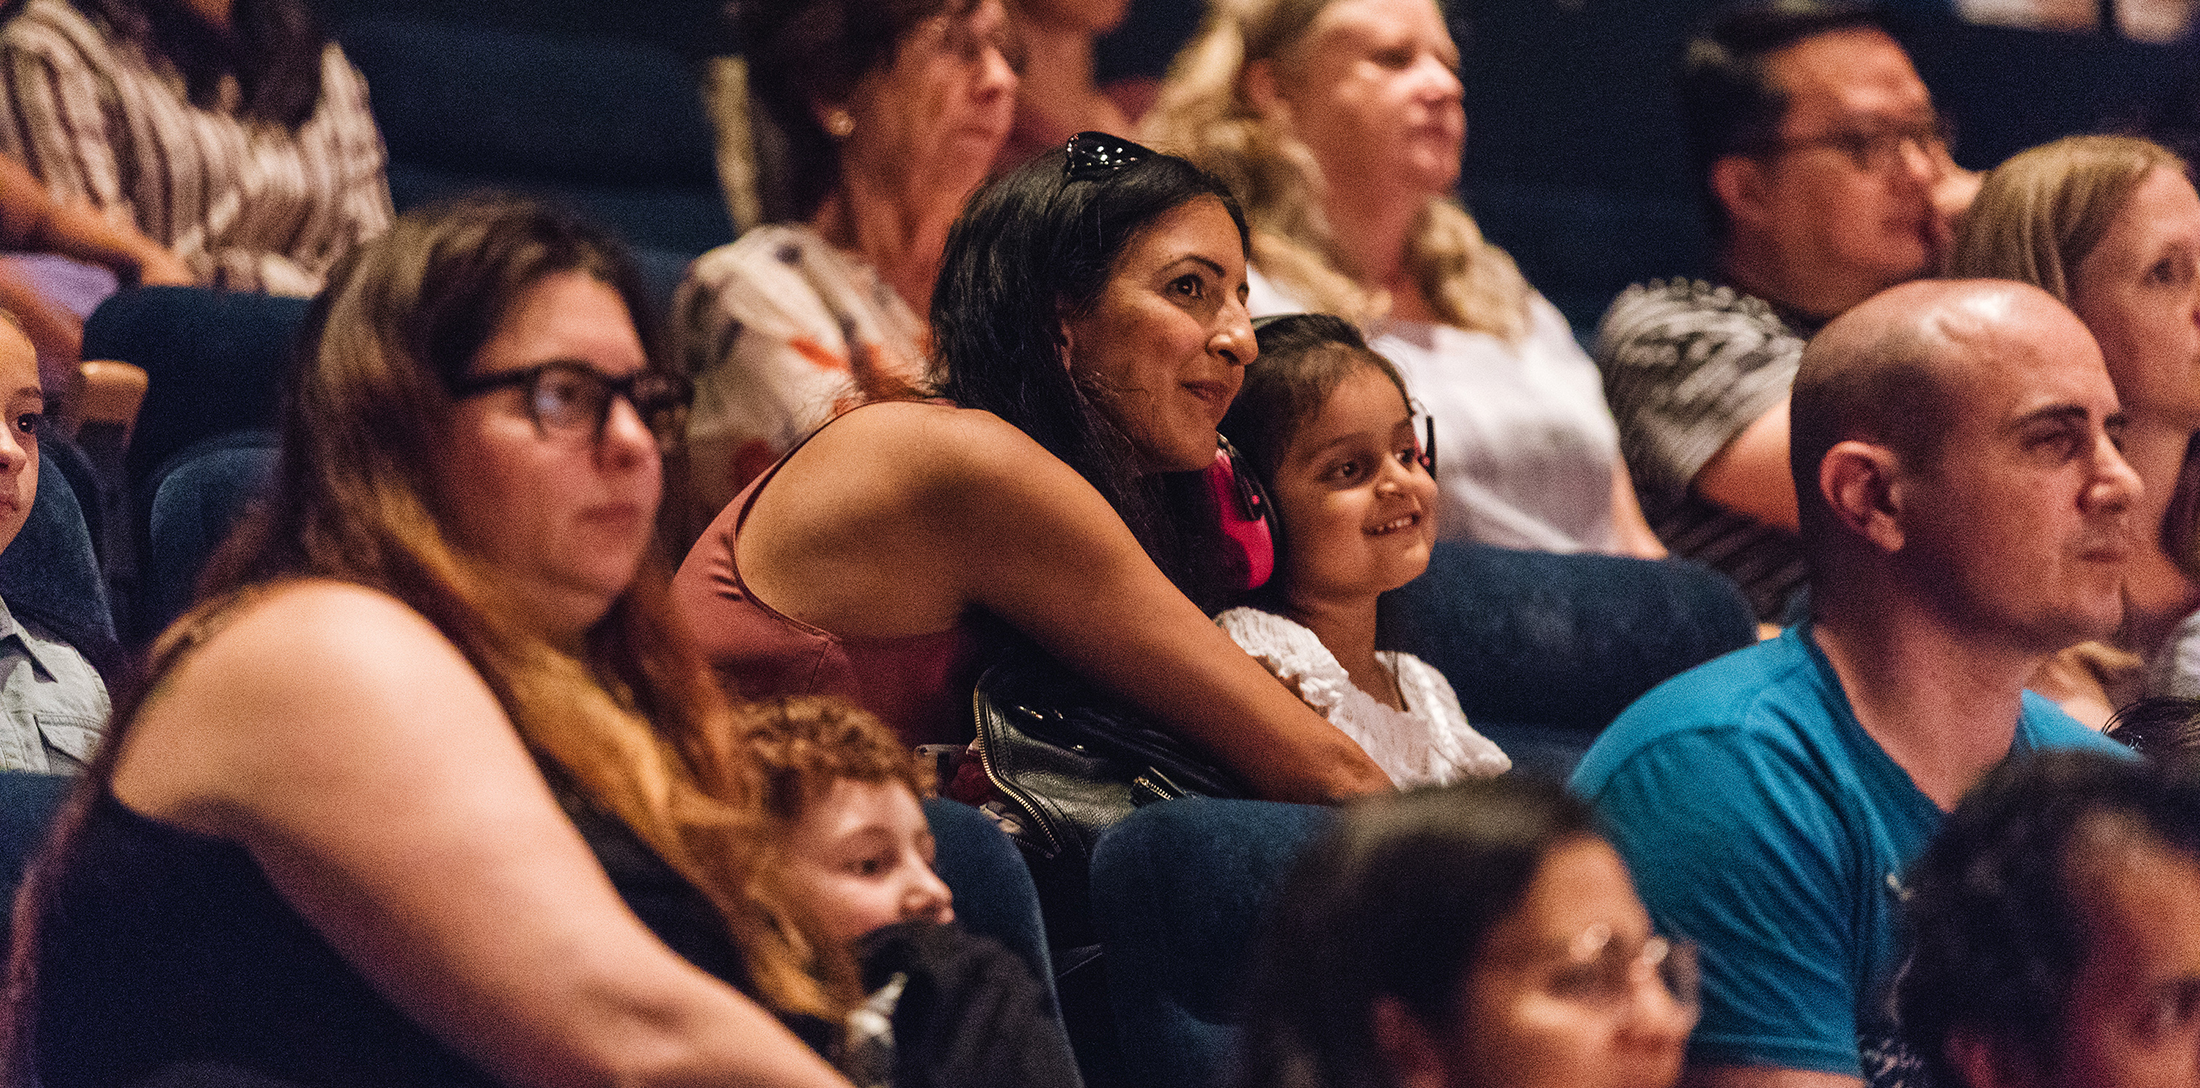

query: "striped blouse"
left=0, top=0, right=392, bottom=296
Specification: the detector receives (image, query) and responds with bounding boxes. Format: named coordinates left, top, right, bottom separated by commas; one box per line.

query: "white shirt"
left=1217, top=606, right=1508, bottom=787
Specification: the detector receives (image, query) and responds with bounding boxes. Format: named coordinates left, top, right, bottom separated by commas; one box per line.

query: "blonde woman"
left=1145, top=0, right=1663, bottom=558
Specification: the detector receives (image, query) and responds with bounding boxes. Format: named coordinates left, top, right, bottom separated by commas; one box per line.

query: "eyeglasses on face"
left=1751, top=116, right=1954, bottom=174
left=1531, top=923, right=1702, bottom=1013
left=452, top=360, right=691, bottom=446
left=1064, top=131, right=1152, bottom=182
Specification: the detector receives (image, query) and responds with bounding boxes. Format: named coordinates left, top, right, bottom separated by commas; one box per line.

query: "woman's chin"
left=1141, top=438, right=1220, bottom=475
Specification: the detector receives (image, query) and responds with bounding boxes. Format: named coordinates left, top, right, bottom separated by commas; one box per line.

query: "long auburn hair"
left=5, top=196, right=852, bottom=1078
left=1142, top=0, right=1530, bottom=341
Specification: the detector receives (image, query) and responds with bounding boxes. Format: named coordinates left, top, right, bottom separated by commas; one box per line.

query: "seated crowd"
left=1, top=0, right=2199, bottom=1087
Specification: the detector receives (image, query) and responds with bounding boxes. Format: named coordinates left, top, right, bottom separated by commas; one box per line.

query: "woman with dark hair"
left=1236, top=778, right=1698, bottom=1088
left=0, top=0, right=391, bottom=295
left=1896, top=751, right=2200, bottom=1088
left=10, top=195, right=861, bottom=1088
left=674, top=0, right=1015, bottom=527
left=674, top=136, right=1390, bottom=800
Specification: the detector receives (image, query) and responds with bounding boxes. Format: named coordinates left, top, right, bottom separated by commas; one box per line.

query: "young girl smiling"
left=1218, top=314, right=1508, bottom=786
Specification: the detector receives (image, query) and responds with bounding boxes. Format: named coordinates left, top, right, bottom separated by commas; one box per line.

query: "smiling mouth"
left=1367, top=512, right=1421, bottom=536
left=1184, top=381, right=1233, bottom=413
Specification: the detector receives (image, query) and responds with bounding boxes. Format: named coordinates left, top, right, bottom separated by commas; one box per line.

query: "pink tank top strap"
left=672, top=399, right=984, bottom=747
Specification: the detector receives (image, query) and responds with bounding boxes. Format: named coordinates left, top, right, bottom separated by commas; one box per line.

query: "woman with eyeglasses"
left=1144, top=0, right=1665, bottom=560
left=1236, top=777, right=1699, bottom=1088
left=671, top=0, right=1016, bottom=538
left=10, top=195, right=869, bottom=1088
left=673, top=135, right=1390, bottom=800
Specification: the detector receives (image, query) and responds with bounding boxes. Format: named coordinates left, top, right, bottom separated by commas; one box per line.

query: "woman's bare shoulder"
left=734, top=399, right=1118, bottom=635
left=120, top=580, right=510, bottom=833
left=807, top=399, right=1037, bottom=451
left=779, top=400, right=1063, bottom=495
left=178, top=580, right=469, bottom=678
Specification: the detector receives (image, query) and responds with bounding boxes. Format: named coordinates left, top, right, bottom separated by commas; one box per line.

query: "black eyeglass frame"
left=1740, top=115, right=1956, bottom=174
left=450, top=360, right=692, bottom=445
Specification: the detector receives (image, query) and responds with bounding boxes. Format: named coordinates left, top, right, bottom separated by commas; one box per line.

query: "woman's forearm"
left=27, top=198, right=193, bottom=285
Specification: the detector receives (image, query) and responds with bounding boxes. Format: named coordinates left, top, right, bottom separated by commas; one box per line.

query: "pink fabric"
left=1206, top=447, right=1274, bottom=592
left=671, top=414, right=983, bottom=747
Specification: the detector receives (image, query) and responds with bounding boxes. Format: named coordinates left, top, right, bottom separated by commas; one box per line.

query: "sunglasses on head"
left=1063, top=131, right=1152, bottom=183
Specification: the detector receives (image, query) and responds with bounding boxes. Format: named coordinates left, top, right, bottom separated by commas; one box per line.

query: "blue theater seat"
left=1382, top=542, right=1757, bottom=779
left=1089, top=797, right=1331, bottom=1088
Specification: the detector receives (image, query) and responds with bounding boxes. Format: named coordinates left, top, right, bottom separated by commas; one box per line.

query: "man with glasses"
left=1574, top=280, right=2137, bottom=1088
left=1595, top=0, right=1973, bottom=623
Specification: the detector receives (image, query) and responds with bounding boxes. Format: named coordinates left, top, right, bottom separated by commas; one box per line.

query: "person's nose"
left=2088, top=430, right=2143, bottom=517
left=1891, top=131, right=1953, bottom=207
left=0, top=419, right=30, bottom=477
left=1418, top=52, right=1463, bottom=105
left=902, top=861, right=955, bottom=927
left=595, top=394, right=657, bottom=469
left=1899, top=135, right=1941, bottom=183
left=1376, top=448, right=1415, bottom=493
left=1213, top=297, right=1256, bottom=371
left=1618, top=967, right=1698, bottom=1053
left=976, top=36, right=1017, bottom=104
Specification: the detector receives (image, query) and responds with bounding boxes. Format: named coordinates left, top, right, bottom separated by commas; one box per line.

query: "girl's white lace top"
left=1217, top=607, right=1510, bottom=787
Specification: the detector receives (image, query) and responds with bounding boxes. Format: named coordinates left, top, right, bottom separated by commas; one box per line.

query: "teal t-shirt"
left=1570, top=625, right=2127, bottom=1078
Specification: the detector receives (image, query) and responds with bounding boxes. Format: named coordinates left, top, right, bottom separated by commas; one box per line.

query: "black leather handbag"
left=969, top=658, right=1248, bottom=865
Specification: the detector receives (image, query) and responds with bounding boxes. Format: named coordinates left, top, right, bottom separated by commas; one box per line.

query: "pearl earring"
left=825, top=110, right=855, bottom=139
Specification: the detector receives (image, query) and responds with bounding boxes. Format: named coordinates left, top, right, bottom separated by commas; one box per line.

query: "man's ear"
left=1369, top=995, right=1450, bottom=1088
left=1947, top=1029, right=2043, bottom=1088
left=1711, top=154, right=1772, bottom=235
left=1243, top=58, right=1289, bottom=124
left=1820, top=439, right=1906, bottom=553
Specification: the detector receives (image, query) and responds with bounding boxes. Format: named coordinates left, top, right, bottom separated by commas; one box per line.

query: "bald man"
left=1572, top=281, right=2138, bottom=1088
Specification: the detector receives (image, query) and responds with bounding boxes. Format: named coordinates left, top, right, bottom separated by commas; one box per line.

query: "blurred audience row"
left=0, top=1, right=2193, bottom=1088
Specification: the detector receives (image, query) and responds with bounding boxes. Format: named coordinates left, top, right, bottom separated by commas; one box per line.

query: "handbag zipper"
left=970, top=690, right=1068, bottom=858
